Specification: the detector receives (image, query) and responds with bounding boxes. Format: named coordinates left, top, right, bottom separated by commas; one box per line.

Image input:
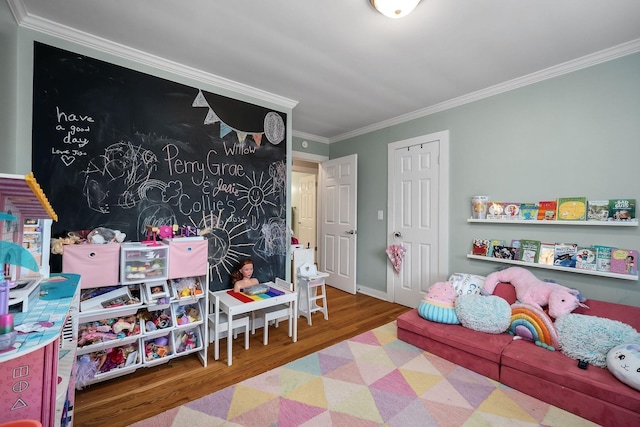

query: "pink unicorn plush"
left=482, top=267, right=589, bottom=318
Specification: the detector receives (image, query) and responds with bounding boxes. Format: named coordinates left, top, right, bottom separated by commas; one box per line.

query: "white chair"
left=258, top=278, right=294, bottom=345
left=208, top=292, right=250, bottom=361
left=297, top=263, right=329, bottom=326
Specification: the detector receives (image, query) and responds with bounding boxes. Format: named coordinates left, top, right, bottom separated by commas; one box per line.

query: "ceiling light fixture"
left=369, top=0, right=421, bottom=19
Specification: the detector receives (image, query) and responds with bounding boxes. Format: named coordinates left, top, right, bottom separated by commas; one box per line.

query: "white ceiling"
left=8, top=0, right=640, bottom=143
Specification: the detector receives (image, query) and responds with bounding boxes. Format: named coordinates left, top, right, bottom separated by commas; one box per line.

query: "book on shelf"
left=504, top=203, right=521, bottom=220
left=575, top=247, right=597, bottom=271
left=487, top=239, right=506, bottom=256
left=519, top=203, right=538, bottom=220
left=556, top=197, right=587, bottom=221
left=608, top=199, right=636, bottom=222
left=537, top=200, right=557, bottom=220
left=553, top=243, right=578, bottom=268
left=487, top=202, right=506, bottom=220
left=510, top=239, right=521, bottom=259
left=609, top=249, right=638, bottom=275
left=492, top=245, right=518, bottom=260
left=587, top=200, right=609, bottom=221
left=471, top=238, right=490, bottom=256
left=518, top=239, right=540, bottom=263
left=538, top=242, right=555, bottom=265
left=593, top=245, right=616, bottom=272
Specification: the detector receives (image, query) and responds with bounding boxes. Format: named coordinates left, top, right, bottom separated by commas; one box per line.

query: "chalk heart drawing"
left=61, top=155, right=75, bottom=166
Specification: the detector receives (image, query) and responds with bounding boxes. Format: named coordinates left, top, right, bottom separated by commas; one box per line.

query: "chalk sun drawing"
left=197, top=211, right=253, bottom=285
left=236, top=171, right=276, bottom=219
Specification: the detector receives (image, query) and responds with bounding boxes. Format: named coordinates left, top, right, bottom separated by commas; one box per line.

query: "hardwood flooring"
left=73, top=286, right=411, bottom=427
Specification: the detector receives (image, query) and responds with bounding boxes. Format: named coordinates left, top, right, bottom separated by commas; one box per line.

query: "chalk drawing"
left=236, top=171, right=276, bottom=219
left=253, top=217, right=287, bottom=260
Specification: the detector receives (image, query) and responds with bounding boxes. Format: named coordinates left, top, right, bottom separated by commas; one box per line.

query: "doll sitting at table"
left=231, top=258, right=259, bottom=292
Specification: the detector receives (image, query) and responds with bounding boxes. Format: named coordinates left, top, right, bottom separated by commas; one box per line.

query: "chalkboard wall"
left=32, top=42, right=288, bottom=290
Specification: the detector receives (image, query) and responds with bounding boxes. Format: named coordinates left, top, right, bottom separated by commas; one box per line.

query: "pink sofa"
left=397, top=296, right=640, bottom=426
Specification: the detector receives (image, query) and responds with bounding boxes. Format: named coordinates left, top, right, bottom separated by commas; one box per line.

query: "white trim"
left=331, top=39, right=640, bottom=143
left=386, top=130, right=450, bottom=304
left=9, top=4, right=298, bottom=110
left=292, top=151, right=329, bottom=162
left=356, top=285, right=388, bottom=301
left=292, top=130, right=330, bottom=144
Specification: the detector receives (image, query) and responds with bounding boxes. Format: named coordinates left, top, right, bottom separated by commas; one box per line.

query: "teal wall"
left=292, top=135, right=329, bottom=157
left=0, top=1, right=18, bottom=172
left=331, top=53, right=640, bottom=306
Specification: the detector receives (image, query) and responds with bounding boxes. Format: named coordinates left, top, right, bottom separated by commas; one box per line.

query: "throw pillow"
left=417, top=281, right=459, bottom=324
left=455, top=294, right=511, bottom=334
left=607, top=343, right=640, bottom=391
left=448, top=273, right=485, bottom=296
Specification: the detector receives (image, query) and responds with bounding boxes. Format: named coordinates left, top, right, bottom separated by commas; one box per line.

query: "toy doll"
left=231, top=258, right=259, bottom=292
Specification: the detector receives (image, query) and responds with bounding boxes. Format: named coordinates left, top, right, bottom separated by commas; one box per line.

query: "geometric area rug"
left=129, top=321, right=598, bottom=427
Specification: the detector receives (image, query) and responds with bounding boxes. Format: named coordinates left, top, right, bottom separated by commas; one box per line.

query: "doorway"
left=386, top=131, right=450, bottom=307
left=291, top=158, right=320, bottom=257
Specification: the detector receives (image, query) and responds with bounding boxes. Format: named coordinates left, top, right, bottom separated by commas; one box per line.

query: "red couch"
left=397, top=296, right=640, bottom=426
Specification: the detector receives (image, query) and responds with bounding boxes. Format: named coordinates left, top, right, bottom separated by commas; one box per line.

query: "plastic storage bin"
left=120, top=242, right=169, bottom=285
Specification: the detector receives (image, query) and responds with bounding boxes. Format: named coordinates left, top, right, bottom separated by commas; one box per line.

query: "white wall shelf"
left=467, top=218, right=638, bottom=227
left=466, top=254, right=638, bottom=281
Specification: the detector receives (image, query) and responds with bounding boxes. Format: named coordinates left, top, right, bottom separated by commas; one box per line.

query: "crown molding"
left=291, top=130, right=330, bottom=144
left=9, top=1, right=298, bottom=110
left=330, top=38, right=640, bottom=143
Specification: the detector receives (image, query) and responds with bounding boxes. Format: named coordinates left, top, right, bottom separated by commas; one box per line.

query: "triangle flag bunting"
left=236, top=131, right=248, bottom=144
left=192, top=90, right=209, bottom=108
left=204, top=108, right=220, bottom=125
left=253, top=134, right=263, bottom=147
left=220, top=123, right=233, bottom=138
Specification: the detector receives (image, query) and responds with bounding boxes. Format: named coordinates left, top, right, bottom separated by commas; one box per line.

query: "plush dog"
left=482, top=266, right=588, bottom=319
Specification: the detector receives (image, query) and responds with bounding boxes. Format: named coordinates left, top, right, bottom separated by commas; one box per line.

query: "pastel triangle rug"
left=129, top=321, right=597, bottom=427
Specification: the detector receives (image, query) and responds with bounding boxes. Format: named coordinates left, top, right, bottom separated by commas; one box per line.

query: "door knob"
left=346, top=230, right=357, bottom=235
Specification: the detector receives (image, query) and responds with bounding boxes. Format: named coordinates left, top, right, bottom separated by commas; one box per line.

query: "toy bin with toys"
left=63, top=242, right=121, bottom=288
left=75, top=341, right=141, bottom=389
left=173, top=300, right=204, bottom=328
left=174, top=326, right=203, bottom=355
left=170, top=276, right=204, bottom=300
left=143, top=334, right=173, bottom=366
left=120, top=242, right=169, bottom=285
left=139, top=306, right=174, bottom=336
left=77, top=308, right=141, bottom=352
left=79, top=285, right=143, bottom=314
left=165, top=239, right=208, bottom=279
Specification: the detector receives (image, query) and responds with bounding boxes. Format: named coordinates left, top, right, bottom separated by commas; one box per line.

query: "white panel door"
left=388, top=132, right=448, bottom=308
left=298, top=174, right=316, bottom=253
left=319, top=154, right=357, bottom=294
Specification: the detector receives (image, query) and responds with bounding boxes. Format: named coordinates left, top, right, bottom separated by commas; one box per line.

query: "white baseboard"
left=356, top=285, right=388, bottom=302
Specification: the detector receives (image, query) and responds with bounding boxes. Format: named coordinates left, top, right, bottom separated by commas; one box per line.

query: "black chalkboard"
left=32, top=42, right=287, bottom=291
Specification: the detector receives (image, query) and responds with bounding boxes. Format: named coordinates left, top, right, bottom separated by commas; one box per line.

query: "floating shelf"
left=467, top=218, right=637, bottom=227
left=466, top=254, right=638, bottom=281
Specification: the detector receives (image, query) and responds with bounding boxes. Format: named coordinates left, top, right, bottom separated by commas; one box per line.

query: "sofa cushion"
left=397, top=309, right=513, bottom=364
left=501, top=339, right=640, bottom=413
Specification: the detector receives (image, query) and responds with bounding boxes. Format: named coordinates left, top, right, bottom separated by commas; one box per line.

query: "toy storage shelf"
left=466, top=254, right=638, bottom=281
left=76, top=273, right=208, bottom=388
left=467, top=218, right=638, bottom=226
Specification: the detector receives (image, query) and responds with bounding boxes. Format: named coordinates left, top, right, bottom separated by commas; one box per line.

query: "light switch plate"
left=377, top=210, right=384, bottom=220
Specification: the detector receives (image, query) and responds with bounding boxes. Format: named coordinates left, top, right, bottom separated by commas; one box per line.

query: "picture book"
left=537, top=200, right=557, bottom=220
left=609, top=249, right=638, bottom=275
left=492, top=246, right=518, bottom=260
left=608, top=199, right=636, bottom=222
left=538, top=242, right=555, bottom=265
left=553, top=243, right=578, bottom=268
left=472, top=238, right=490, bottom=256
left=519, top=203, right=538, bottom=220
left=487, top=202, right=506, bottom=220
left=575, top=247, right=597, bottom=271
left=556, top=197, right=587, bottom=221
left=519, top=239, right=540, bottom=263
left=488, top=239, right=506, bottom=256
left=593, top=245, right=616, bottom=272
left=587, top=200, right=609, bottom=221
left=510, top=239, right=521, bottom=259
left=504, top=203, right=521, bottom=220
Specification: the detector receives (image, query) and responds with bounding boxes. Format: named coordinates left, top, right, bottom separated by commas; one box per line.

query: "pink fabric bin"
left=62, top=243, right=121, bottom=288
left=167, top=240, right=208, bottom=279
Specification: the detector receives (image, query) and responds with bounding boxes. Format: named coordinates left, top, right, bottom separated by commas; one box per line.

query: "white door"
left=319, top=154, right=357, bottom=294
left=387, top=131, right=449, bottom=308
left=298, top=174, right=316, bottom=253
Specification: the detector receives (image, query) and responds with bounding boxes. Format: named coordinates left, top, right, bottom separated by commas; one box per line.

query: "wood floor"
left=73, top=286, right=411, bottom=427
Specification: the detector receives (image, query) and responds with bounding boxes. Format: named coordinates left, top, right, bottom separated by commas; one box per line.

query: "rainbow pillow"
left=509, top=303, right=559, bottom=351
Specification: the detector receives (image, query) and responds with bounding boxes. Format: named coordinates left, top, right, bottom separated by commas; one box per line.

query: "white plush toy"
left=87, top=227, right=126, bottom=244
left=607, top=343, right=640, bottom=391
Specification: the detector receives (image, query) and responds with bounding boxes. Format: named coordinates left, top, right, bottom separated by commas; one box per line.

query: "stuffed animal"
left=87, top=227, right=126, bottom=244
left=482, top=267, right=588, bottom=319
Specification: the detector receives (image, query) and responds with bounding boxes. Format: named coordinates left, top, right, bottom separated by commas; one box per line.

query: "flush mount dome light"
left=370, top=0, right=421, bottom=19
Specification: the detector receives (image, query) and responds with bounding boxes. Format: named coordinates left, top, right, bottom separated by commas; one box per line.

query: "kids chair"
left=297, top=263, right=329, bottom=325
left=208, top=292, right=250, bottom=362
left=258, top=278, right=294, bottom=345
